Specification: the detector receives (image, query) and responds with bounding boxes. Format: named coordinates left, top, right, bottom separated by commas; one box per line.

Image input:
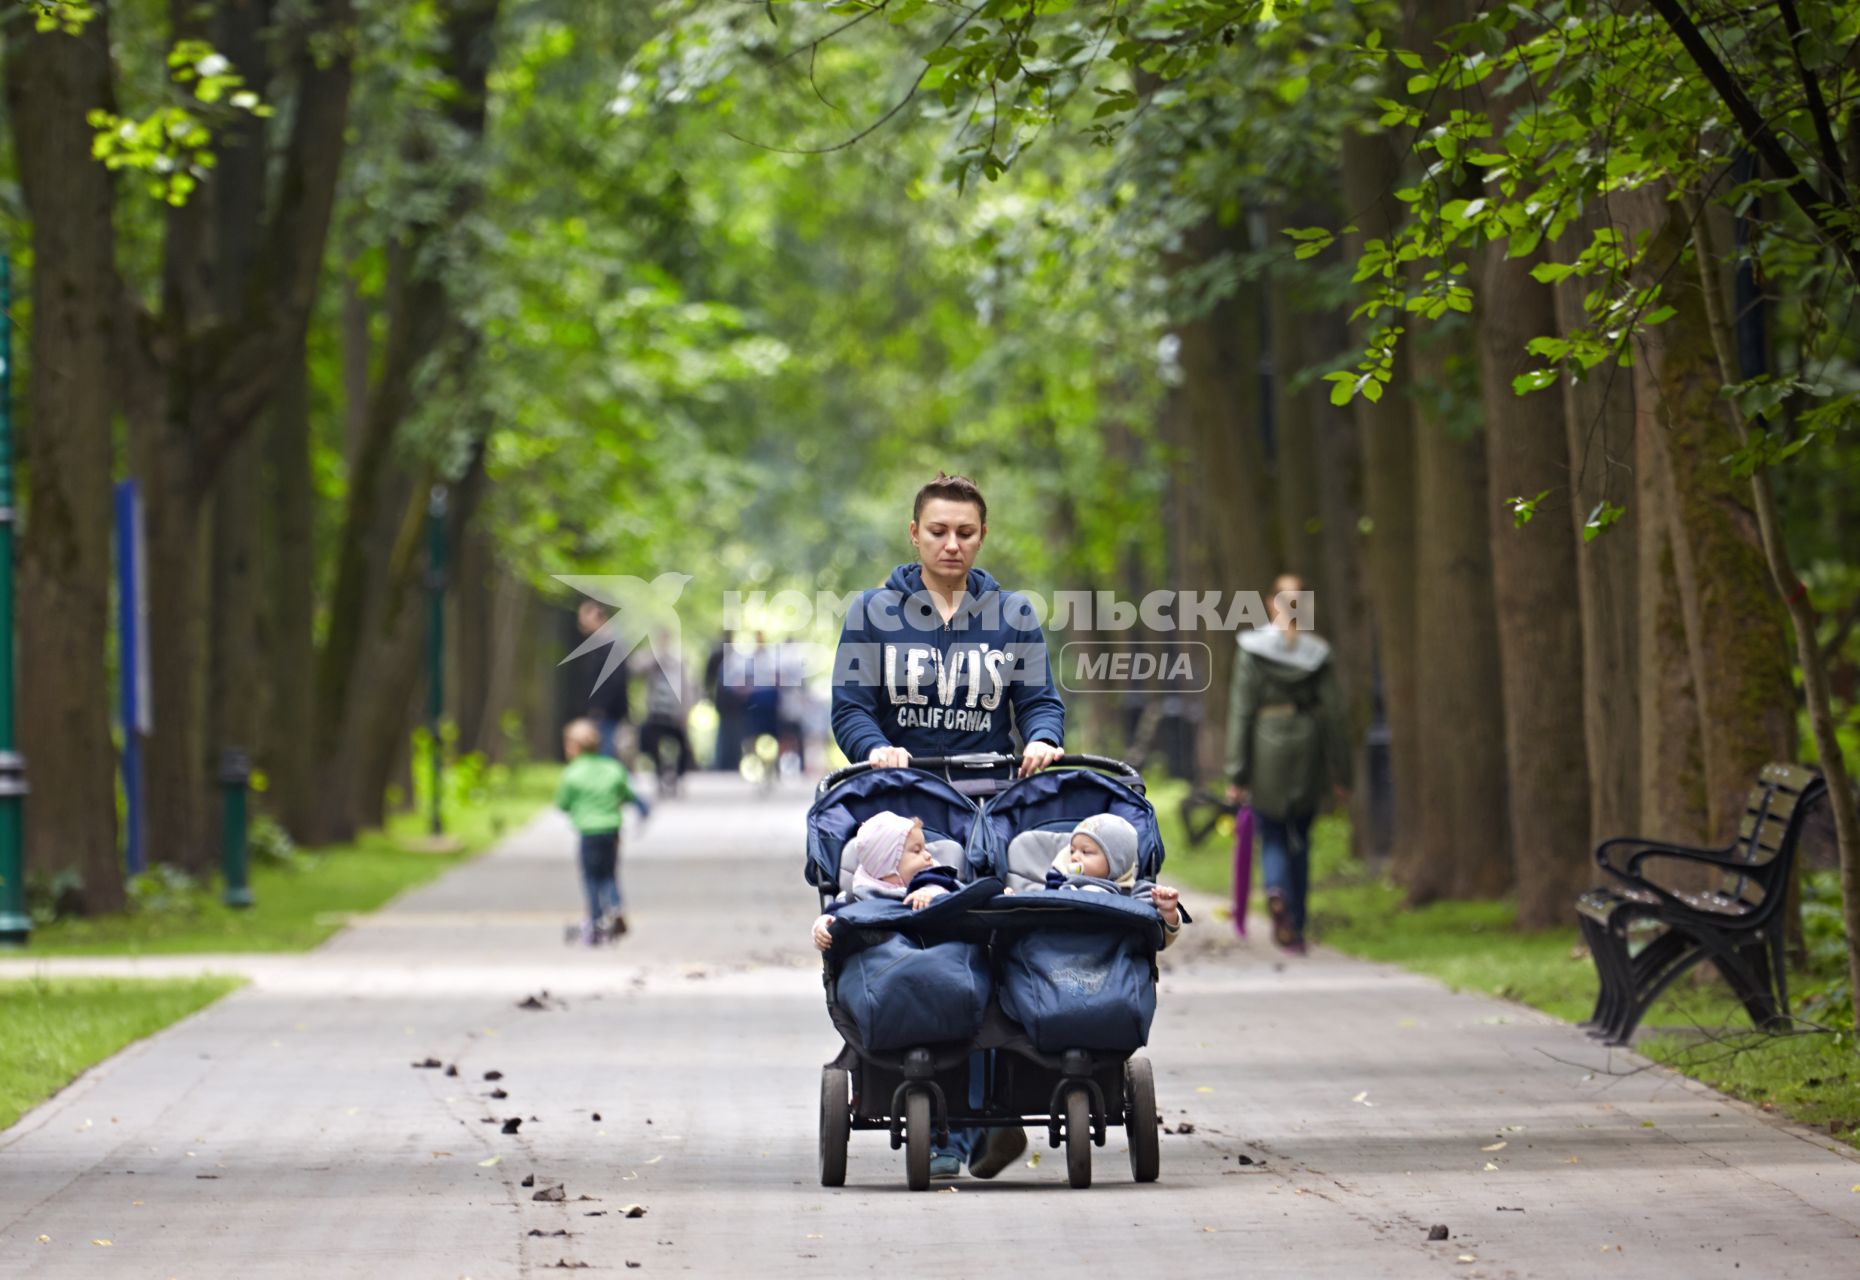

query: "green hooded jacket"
left=1223, top=627, right=1353, bottom=821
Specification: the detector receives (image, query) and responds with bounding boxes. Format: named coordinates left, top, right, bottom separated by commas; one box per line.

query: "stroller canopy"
left=805, top=768, right=984, bottom=890
left=973, top=768, right=1164, bottom=881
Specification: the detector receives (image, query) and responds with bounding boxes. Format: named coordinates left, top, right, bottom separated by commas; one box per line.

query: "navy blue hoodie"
left=831, top=564, right=1066, bottom=763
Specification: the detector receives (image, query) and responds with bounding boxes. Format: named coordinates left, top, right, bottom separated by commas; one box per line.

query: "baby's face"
left=894, top=824, right=933, bottom=881
left=1066, top=833, right=1110, bottom=879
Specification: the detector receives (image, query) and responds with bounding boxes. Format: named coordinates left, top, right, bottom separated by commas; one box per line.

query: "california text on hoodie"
left=830, top=563, right=1066, bottom=763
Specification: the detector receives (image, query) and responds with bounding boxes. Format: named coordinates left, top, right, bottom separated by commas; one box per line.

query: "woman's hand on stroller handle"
left=867, top=746, right=913, bottom=769
left=1017, top=740, right=1065, bottom=777
left=812, top=915, right=835, bottom=951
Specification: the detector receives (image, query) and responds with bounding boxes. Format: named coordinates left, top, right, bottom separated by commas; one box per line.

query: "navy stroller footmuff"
left=999, top=927, right=1156, bottom=1053
left=836, top=934, right=992, bottom=1051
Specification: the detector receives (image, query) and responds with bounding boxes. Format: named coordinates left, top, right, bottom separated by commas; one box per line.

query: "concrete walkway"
left=3, top=775, right=1858, bottom=1278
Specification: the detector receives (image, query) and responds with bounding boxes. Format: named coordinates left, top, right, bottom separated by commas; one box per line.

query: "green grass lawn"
left=1149, top=771, right=1860, bottom=1147
left=0, top=976, right=245, bottom=1130
left=17, top=764, right=558, bottom=957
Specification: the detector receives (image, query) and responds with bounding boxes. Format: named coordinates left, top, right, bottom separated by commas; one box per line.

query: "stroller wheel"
left=903, top=1089, right=932, bottom=1192
left=819, top=1067, right=850, bottom=1187
left=1063, top=1086, right=1092, bottom=1189
left=1124, top=1057, right=1160, bottom=1183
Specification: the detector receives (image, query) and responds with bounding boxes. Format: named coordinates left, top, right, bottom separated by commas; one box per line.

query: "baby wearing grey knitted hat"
left=1026, top=813, right=1187, bottom=947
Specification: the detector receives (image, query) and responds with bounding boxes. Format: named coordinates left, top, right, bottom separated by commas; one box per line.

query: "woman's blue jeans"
left=1257, top=811, right=1313, bottom=937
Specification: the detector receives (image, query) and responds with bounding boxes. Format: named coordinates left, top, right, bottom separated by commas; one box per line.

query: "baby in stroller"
left=811, top=811, right=965, bottom=950
left=1008, top=814, right=1187, bottom=947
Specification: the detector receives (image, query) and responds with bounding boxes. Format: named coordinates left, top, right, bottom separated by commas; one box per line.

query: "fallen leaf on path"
left=941, top=1187, right=960, bottom=1194
left=483, top=1070, right=503, bottom=1081
left=592, top=1114, right=602, bottom=1123
left=644, top=1155, right=662, bottom=1165
left=1481, top=1142, right=1507, bottom=1152
left=623, top=1205, right=647, bottom=1218
left=1026, top=1152, right=1040, bottom=1168
left=1456, top=1255, right=1476, bottom=1264
left=36, top=1235, right=49, bottom=1244
left=490, top=1089, right=508, bottom=1100
left=1427, top=1225, right=1449, bottom=1241
left=431, top=1151, right=453, bottom=1158
left=92, top=1240, right=113, bottom=1247
left=528, top=1229, right=570, bottom=1238
left=550, top=1262, right=589, bottom=1270
left=522, top=1175, right=535, bottom=1187
left=1497, top=1206, right=1524, bottom=1212
left=1200, top=1226, right=1216, bottom=1233
left=1566, top=1157, right=1580, bottom=1165
left=412, top=1058, right=442, bottom=1069
left=477, top=1158, right=500, bottom=1168
left=502, top=1118, right=523, bottom=1134
left=585, top=1212, right=605, bottom=1217
left=1640, top=1120, right=1655, bottom=1128
left=1483, top=1162, right=1499, bottom=1172
left=533, top=1184, right=567, bottom=1202
left=1195, top=1086, right=1214, bottom=1095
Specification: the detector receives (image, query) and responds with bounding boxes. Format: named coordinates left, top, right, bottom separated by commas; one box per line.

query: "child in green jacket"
left=557, top=719, right=651, bottom=945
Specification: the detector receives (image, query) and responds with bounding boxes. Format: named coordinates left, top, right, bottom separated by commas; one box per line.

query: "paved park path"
left=4, top=775, right=1860, bottom=1278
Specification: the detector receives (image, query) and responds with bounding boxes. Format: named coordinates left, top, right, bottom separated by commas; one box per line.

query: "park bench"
left=1574, top=762, right=1827, bottom=1046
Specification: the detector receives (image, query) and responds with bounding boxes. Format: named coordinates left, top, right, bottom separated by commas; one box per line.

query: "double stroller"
left=806, top=752, right=1168, bottom=1190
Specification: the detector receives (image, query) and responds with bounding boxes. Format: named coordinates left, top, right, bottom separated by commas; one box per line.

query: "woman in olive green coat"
left=1224, top=574, right=1352, bottom=951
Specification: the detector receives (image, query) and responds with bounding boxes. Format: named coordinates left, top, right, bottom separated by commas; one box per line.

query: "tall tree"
left=111, top=0, right=356, bottom=871
left=1479, top=241, right=1592, bottom=926
left=3, top=9, right=124, bottom=911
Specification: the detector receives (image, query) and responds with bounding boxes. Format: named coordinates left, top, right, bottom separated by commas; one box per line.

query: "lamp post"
left=0, top=255, right=30, bottom=946
left=426, top=484, right=447, bottom=837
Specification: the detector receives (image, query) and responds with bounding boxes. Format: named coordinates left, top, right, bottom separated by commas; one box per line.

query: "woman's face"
left=911, top=498, right=985, bottom=581
left=1066, top=834, right=1110, bottom=879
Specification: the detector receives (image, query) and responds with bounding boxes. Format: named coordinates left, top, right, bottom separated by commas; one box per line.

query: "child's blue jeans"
left=578, top=832, right=621, bottom=924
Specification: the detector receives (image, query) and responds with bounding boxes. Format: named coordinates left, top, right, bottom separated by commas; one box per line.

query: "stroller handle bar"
left=817, top=751, right=1145, bottom=796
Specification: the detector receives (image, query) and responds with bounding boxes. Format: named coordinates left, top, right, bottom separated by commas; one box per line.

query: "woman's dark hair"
left=912, top=471, right=987, bottom=525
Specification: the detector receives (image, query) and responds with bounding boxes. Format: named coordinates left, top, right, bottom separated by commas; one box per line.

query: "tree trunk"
left=1342, top=130, right=1425, bottom=883
left=1168, top=215, right=1277, bottom=776
left=1634, top=396, right=1710, bottom=841
left=470, top=560, right=530, bottom=761
left=1409, top=316, right=1513, bottom=902
left=1267, top=208, right=1323, bottom=584
left=1632, top=200, right=1795, bottom=839
left=452, top=521, right=494, bottom=756
left=4, top=14, right=124, bottom=912
left=265, top=345, right=317, bottom=838
left=1557, top=205, right=1642, bottom=852
left=208, top=430, right=268, bottom=786
left=1479, top=242, right=1592, bottom=927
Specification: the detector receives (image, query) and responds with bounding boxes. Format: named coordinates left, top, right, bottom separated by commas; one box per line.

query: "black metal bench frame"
left=1575, top=762, right=1827, bottom=1046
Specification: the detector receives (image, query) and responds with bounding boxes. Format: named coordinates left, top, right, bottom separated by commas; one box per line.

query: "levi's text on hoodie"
left=830, top=564, right=1066, bottom=762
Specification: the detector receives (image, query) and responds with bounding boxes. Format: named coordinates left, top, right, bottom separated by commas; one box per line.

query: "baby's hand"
left=812, top=915, right=835, bottom=950
left=1152, top=885, right=1181, bottom=925
left=904, top=886, right=946, bottom=911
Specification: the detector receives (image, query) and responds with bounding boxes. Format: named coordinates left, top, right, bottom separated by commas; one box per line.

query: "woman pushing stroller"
left=829, top=471, right=1066, bottom=1180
